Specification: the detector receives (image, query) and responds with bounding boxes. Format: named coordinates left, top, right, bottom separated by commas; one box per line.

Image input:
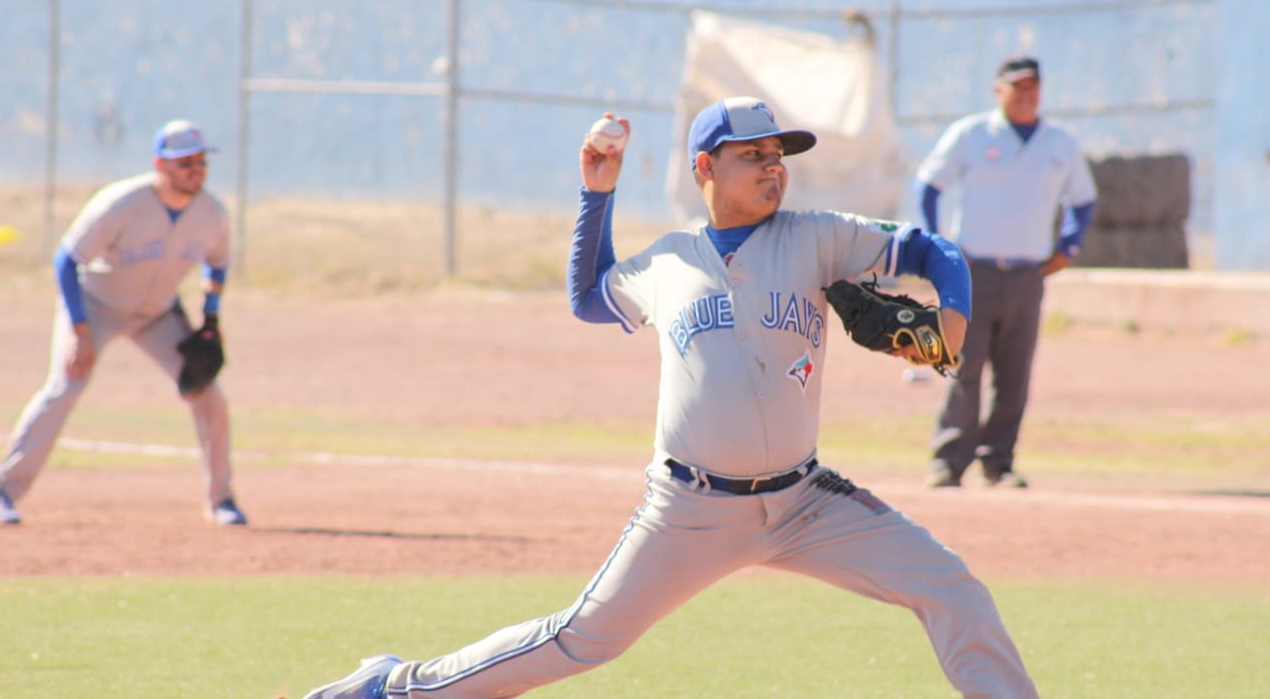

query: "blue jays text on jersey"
left=669, top=290, right=825, bottom=356
left=761, top=291, right=825, bottom=347
left=668, top=293, right=733, bottom=355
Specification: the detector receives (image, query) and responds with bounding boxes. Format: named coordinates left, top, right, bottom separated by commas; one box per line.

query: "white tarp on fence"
left=666, top=11, right=912, bottom=227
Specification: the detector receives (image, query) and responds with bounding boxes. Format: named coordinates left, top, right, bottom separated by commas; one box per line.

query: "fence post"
left=442, top=0, right=461, bottom=277
left=42, top=0, right=61, bottom=257
left=234, top=0, right=254, bottom=275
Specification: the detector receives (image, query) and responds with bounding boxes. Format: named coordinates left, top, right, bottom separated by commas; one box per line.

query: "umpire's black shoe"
left=984, top=470, right=1029, bottom=489
left=926, top=466, right=961, bottom=488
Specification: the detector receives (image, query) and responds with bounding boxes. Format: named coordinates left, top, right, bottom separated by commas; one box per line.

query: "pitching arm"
left=567, top=189, right=621, bottom=323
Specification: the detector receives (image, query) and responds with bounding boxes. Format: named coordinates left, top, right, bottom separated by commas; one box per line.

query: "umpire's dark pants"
left=931, top=260, right=1045, bottom=481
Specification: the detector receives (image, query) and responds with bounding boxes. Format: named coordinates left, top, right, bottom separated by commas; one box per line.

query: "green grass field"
left=1, top=575, right=1267, bottom=698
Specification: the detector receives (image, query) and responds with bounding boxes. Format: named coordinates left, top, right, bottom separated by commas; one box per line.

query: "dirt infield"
left=2, top=287, right=1269, bottom=585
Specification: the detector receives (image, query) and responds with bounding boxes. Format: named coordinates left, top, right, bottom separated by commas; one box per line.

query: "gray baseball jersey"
left=602, top=209, right=902, bottom=477
left=64, top=172, right=231, bottom=314
left=0, top=172, right=234, bottom=511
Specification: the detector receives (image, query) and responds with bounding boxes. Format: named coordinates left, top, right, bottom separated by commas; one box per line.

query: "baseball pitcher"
left=303, top=98, right=1038, bottom=698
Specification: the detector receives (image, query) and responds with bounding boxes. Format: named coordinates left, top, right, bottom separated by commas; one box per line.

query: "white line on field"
left=57, top=437, right=1269, bottom=516
left=57, top=437, right=630, bottom=480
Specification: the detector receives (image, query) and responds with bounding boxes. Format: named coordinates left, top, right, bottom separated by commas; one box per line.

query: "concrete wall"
left=1214, top=0, right=1270, bottom=269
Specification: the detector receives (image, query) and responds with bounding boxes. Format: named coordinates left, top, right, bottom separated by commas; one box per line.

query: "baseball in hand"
left=586, top=117, right=628, bottom=152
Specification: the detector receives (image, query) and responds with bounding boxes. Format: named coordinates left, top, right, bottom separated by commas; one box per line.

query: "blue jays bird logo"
left=786, top=350, right=814, bottom=391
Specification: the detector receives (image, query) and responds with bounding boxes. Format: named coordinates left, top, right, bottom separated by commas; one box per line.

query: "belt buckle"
left=748, top=477, right=762, bottom=494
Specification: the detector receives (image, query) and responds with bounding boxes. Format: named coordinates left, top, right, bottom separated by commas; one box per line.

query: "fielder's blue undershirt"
left=54, top=247, right=88, bottom=325
left=568, top=188, right=972, bottom=324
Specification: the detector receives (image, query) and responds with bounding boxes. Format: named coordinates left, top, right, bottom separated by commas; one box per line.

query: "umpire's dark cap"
left=997, top=55, right=1041, bottom=83
left=688, top=96, right=816, bottom=170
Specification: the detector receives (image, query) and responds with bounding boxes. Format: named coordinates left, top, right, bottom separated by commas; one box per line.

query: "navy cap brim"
left=716, top=129, right=817, bottom=156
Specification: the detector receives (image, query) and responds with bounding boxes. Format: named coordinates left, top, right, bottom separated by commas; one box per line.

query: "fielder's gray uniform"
left=0, top=172, right=234, bottom=509
left=375, top=209, right=1038, bottom=698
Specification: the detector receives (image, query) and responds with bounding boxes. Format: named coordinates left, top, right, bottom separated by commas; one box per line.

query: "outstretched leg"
left=312, top=465, right=773, bottom=698
left=767, top=471, right=1038, bottom=699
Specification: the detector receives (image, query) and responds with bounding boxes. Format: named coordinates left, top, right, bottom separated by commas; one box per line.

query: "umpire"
left=916, top=55, right=1097, bottom=488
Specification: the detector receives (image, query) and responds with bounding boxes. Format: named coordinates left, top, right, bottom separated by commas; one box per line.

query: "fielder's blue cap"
left=688, top=96, right=816, bottom=170
left=153, top=119, right=216, bottom=160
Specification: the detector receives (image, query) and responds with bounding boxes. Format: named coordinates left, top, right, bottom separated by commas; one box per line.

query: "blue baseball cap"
left=688, top=96, right=816, bottom=170
left=153, top=119, right=215, bottom=159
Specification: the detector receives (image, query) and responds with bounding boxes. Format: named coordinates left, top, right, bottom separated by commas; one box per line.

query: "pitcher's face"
left=702, top=137, right=787, bottom=226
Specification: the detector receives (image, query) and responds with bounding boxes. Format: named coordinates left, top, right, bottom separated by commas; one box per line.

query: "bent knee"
left=556, top=631, right=639, bottom=666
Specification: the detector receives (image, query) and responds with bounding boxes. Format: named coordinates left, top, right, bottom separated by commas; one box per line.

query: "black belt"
left=665, top=458, right=817, bottom=495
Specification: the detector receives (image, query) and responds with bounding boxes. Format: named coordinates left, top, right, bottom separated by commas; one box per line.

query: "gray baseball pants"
left=380, top=462, right=1038, bottom=698
left=931, top=261, right=1045, bottom=480
left=0, top=296, right=233, bottom=507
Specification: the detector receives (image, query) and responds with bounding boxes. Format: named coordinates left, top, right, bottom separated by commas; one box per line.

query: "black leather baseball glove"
left=824, top=278, right=961, bottom=376
left=176, top=316, right=225, bottom=395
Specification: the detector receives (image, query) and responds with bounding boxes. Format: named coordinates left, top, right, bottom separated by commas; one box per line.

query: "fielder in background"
left=302, top=97, right=1038, bottom=699
left=0, top=119, right=247, bottom=527
left=917, top=55, right=1098, bottom=489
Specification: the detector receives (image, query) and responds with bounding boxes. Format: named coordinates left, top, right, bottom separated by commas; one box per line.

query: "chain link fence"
left=0, top=0, right=1223, bottom=282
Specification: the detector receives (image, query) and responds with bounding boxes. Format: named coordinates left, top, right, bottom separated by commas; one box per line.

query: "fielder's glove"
left=176, top=316, right=225, bottom=395
left=823, top=278, right=961, bottom=376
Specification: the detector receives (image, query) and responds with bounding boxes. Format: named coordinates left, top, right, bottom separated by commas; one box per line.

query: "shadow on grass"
left=252, top=526, right=535, bottom=542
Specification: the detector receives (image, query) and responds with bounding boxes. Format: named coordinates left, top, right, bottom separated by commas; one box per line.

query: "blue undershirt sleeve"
left=917, top=181, right=942, bottom=235
left=203, top=264, right=227, bottom=285
left=1057, top=202, right=1095, bottom=258
left=202, top=264, right=226, bottom=316
left=893, top=229, right=972, bottom=321
left=567, top=188, right=620, bottom=323
left=54, top=246, right=89, bottom=325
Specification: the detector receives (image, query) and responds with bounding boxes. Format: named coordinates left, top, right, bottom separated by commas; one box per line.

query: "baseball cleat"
left=303, top=654, right=403, bottom=699
left=208, top=497, right=248, bottom=526
left=0, top=490, right=21, bottom=525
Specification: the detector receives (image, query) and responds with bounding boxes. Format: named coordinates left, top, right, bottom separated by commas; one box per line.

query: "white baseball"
left=586, top=117, right=628, bottom=151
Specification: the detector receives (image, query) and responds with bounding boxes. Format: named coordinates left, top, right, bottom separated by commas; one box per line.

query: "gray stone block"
left=1088, top=153, right=1191, bottom=227
left=1075, top=220, right=1189, bottom=269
